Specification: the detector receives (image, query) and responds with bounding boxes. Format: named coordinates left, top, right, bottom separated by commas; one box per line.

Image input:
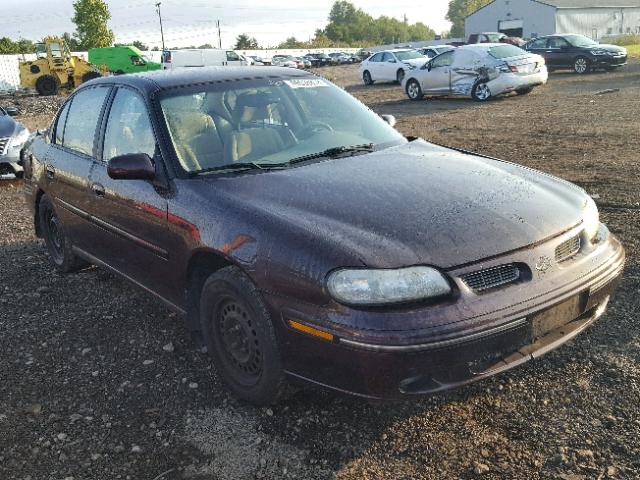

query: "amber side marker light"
left=288, top=320, right=335, bottom=342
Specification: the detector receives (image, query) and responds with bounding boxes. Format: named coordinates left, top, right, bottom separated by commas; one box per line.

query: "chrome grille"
left=555, top=234, right=581, bottom=263
left=0, top=137, right=9, bottom=155
left=462, top=264, right=520, bottom=292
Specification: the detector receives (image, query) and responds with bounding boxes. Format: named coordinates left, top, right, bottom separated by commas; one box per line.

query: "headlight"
left=11, top=128, right=30, bottom=148
left=591, top=49, right=608, bottom=56
left=583, top=195, right=600, bottom=240
left=327, top=266, right=452, bottom=306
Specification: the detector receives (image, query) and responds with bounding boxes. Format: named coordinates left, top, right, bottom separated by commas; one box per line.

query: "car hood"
left=403, top=58, right=428, bottom=67
left=195, top=140, right=586, bottom=269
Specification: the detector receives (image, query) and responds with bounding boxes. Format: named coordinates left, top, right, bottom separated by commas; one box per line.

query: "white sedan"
left=358, top=49, right=427, bottom=85
left=402, top=44, right=548, bottom=102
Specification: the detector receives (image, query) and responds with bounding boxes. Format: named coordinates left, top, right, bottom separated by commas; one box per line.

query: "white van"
left=161, top=49, right=248, bottom=69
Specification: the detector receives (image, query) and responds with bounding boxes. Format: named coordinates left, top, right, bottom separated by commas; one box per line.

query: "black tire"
left=573, top=56, right=590, bottom=74
left=362, top=70, right=373, bottom=85
left=471, top=82, right=492, bottom=102
left=35, top=75, right=59, bottom=96
left=396, top=69, right=405, bottom=83
left=39, top=194, right=88, bottom=273
left=200, top=266, right=287, bottom=405
left=516, top=86, right=534, bottom=95
left=81, top=71, right=101, bottom=83
left=405, top=79, right=423, bottom=100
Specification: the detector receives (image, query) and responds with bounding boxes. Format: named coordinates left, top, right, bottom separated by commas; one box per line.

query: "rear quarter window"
left=62, top=87, right=110, bottom=156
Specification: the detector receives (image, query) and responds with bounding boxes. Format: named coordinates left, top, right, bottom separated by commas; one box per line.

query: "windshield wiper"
left=286, top=143, right=375, bottom=165
left=195, top=161, right=287, bottom=175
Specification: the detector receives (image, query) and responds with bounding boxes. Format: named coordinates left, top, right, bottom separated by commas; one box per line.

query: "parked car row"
left=358, top=33, right=627, bottom=102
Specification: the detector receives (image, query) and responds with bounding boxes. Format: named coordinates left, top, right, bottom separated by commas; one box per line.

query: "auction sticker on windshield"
left=283, top=78, right=329, bottom=88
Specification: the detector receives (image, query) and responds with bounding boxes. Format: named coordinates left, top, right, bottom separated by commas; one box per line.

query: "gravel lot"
left=1, top=62, right=639, bottom=480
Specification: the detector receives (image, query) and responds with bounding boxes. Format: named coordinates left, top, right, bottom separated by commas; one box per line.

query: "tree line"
left=1, top=0, right=488, bottom=55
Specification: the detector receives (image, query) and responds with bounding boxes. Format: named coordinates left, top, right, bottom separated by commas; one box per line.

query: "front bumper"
left=591, top=54, right=627, bottom=68
left=0, top=144, right=23, bottom=173
left=269, top=229, right=624, bottom=399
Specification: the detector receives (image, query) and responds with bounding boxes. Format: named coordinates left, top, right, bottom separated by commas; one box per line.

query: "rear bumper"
left=488, top=68, right=548, bottom=95
left=270, top=232, right=624, bottom=399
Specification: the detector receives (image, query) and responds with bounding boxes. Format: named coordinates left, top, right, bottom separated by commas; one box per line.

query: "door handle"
left=45, top=164, right=55, bottom=179
left=91, top=183, right=105, bottom=197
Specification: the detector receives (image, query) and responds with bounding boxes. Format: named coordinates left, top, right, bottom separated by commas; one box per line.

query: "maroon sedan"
left=21, top=67, right=624, bottom=404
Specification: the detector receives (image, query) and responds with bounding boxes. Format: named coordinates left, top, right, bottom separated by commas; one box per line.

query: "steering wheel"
left=298, top=121, right=334, bottom=139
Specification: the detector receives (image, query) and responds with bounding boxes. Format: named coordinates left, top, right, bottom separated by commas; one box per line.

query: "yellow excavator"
left=19, top=37, right=103, bottom=96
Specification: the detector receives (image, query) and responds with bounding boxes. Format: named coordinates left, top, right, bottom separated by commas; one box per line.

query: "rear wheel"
left=363, top=70, right=373, bottom=85
left=573, top=56, right=590, bottom=74
left=406, top=79, right=423, bottom=100
left=39, top=194, right=88, bottom=272
left=81, top=71, right=101, bottom=83
left=516, top=86, right=534, bottom=95
left=200, top=266, right=287, bottom=405
left=471, top=82, right=492, bottom=102
left=35, top=75, right=59, bottom=96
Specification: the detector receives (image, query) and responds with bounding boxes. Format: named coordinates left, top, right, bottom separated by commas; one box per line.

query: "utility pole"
left=155, top=2, right=165, bottom=51
left=216, top=20, right=222, bottom=49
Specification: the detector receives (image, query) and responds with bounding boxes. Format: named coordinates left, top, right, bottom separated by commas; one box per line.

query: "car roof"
left=83, top=66, right=314, bottom=93
left=459, top=43, right=506, bottom=49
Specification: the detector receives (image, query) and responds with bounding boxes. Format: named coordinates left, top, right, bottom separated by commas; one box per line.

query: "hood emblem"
left=535, top=256, right=552, bottom=274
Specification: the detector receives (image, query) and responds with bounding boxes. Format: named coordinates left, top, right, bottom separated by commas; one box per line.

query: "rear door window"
left=62, top=87, right=110, bottom=156
left=488, top=45, right=526, bottom=59
left=528, top=38, right=548, bottom=49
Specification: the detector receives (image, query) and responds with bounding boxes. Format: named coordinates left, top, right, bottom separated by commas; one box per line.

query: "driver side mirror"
left=4, top=107, right=18, bottom=116
left=387, top=58, right=396, bottom=63
left=425, top=62, right=433, bottom=71
left=380, top=114, right=396, bottom=128
left=107, top=153, right=155, bottom=180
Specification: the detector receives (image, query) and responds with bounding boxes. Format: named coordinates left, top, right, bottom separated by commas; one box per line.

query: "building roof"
left=467, top=0, right=640, bottom=18
left=537, top=0, right=640, bottom=7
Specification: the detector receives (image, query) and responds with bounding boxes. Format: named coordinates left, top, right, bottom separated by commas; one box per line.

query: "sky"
left=0, top=0, right=452, bottom=49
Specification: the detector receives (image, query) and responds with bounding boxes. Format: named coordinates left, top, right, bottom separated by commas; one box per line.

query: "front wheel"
left=363, top=70, right=373, bottom=85
left=35, top=75, right=59, bottom=96
left=396, top=69, right=405, bottom=83
left=200, top=266, right=287, bottom=405
left=573, top=56, right=590, bottom=74
left=471, top=82, right=492, bottom=102
left=406, top=79, right=423, bottom=100
left=39, top=194, right=88, bottom=272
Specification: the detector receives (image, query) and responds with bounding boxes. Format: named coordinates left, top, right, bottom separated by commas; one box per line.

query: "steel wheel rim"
left=46, top=209, right=64, bottom=263
left=215, top=298, right=262, bottom=383
left=575, top=58, right=587, bottom=73
left=407, top=82, right=419, bottom=98
left=363, top=72, right=371, bottom=84
left=475, top=83, right=490, bottom=100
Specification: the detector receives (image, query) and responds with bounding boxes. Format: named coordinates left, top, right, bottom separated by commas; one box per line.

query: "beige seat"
left=166, top=111, right=223, bottom=171
left=225, top=98, right=285, bottom=163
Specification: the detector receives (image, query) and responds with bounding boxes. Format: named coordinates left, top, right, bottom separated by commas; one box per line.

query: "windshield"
left=160, top=76, right=406, bottom=174
left=488, top=45, right=526, bottom=59
left=565, top=34, right=598, bottom=48
left=395, top=50, right=423, bottom=61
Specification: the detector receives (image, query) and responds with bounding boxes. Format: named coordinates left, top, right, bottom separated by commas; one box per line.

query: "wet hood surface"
left=194, top=140, right=586, bottom=269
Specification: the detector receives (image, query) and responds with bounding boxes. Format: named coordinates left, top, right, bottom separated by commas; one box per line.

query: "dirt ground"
left=1, top=62, right=639, bottom=480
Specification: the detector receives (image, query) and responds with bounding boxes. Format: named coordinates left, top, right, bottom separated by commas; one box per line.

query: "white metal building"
left=465, top=0, right=640, bottom=40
